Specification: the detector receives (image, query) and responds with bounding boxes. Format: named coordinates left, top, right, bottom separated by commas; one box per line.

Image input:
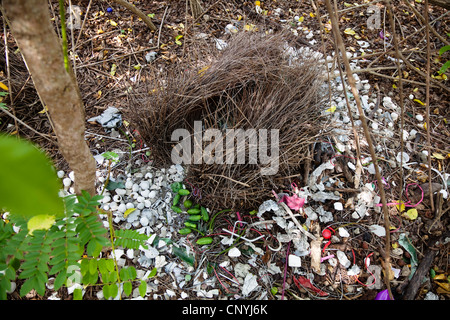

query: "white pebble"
left=102, top=195, right=111, bottom=204
left=140, top=189, right=150, bottom=198
left=371, top=122, right=379, bottom=130
left=149, top=190, right=158, bottom=199
left=416, top=114, right=424, bottom=122
left=68, top=171, right=75, bottom=182
left=126, top=249, right=134, bottom=259
left=63, top=178, right=72, bottom=187
left=57, top=170, right=65, bottom=179
left=117, top=203, right=127, bottom=213
left=110, top=202, right=118, bottom=211
left=132, top=184, right=140, bottom=192
left=125, top=180, right=133, bottom=189
left=391, top=112, right=398, bottom=121
left=137, top=203, right=145, bottom=210
left=139, top=181, right=150, bottom=190
left=126, top=202, right=134, bottom=209
left=115, top=188, right=126, bottom=196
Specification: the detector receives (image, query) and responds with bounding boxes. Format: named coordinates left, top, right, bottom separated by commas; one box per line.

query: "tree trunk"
left=3, top=0, right=97, bottom=196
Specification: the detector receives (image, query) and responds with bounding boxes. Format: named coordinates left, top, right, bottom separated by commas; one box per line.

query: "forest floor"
left=1, top=0, right=449, bottom=300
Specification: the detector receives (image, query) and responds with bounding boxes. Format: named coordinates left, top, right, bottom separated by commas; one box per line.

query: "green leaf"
left=439, top=45, right=450, bottom=56
left=172, top=246, right=194, bottom=265
left=73, top=288, right=83, bottom=300
left=138, top=280, right=147, bottom=297
left=438, top=60, right=450, bottom=75
left=0, top=134, right=64, bottom=218
left=27, top=214, right=56, bottom=235
left=102, top=284, right=110, bottom=300
left=148, top=267, right=157, bottom=278
left=123, top=281, right=132, bottom=296
left=89, top=258, right=98, bottom=275
left=170, top=182, right=183, bottom=193
left=53, top=270, right=67, bottom=291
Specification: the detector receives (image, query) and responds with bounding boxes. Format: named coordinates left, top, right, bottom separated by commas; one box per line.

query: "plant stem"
left=324, top=0, right=393, bottom=300
left=58, top=0, right=70, bottom=72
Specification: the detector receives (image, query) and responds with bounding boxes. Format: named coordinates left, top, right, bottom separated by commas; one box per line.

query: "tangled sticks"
left=129, top=32, right=330, bottom=210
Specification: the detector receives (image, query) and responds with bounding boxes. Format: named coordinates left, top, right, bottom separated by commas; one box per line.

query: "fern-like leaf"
left=114, top=229, right=150, bottom=250
left=18, top=229, right=53, bottom=297
left=48, top=216, right=81, bottom=290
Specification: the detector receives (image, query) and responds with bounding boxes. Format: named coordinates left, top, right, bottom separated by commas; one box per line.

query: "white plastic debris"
left=396, top=152, right=410, bottom=164
left=87, top=106, right=122, bottom=129
left=334, top=202, right=343, bottom=211
left=336, top=250, right=351, bottom=268
left=369, top=224, right=386, bottom=237
left=338, top=227, right=350, bottom=238
left=214, top=38, right=227, bottom=50
left=145, top=51, right=157, bottom=63
left=288, top=254, right=302, bottom=267
left=347, top=264, right=361, bottom=276
left=228, top=247, right=241, bottom=258
left=241, top=273, right=259, bottom=297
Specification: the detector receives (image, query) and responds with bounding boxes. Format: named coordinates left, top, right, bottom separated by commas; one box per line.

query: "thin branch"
left=424, top=0, right=435, bottom=212
left=108, top=0, right=157, bottom=32
left=385, top=0, right=406, bottom=210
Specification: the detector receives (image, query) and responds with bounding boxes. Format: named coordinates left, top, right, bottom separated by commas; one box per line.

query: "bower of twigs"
left=128, top=32, right=331, bottom=211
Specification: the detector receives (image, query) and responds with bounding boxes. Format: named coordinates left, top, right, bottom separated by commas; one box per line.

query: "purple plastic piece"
left=374, top=289, right=393, bottom=300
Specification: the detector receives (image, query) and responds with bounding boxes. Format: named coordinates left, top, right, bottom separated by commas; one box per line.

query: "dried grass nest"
left=128, top=32, right=331, bottom=211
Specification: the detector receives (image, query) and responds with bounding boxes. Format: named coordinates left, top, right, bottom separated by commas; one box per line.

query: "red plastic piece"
left=293, top=276, right=329, bottom=297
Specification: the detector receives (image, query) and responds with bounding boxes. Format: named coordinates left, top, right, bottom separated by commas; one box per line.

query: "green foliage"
left=0, top=134, right=65, bottom=219
left=0, top=189, right=150, bottom=299
left=438, top=34, right=450, bottom=75
left=0, top=136, right=151, bottom=299
left=114, top=229, right=150, bottom=250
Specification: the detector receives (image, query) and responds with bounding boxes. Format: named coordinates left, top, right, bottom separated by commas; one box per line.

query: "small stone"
left=125, top=180, right=133, bottom=189
left=149, top=190, right=158, bottom=199
left=416, top=114, right=424, bottom=122
left=117, top=203, right=127, bottom=213
left=63, top=178, right=72, bottom=187
left=140, top=181, right=150, bottom=190
left=140, top=216, right=149, bottom=226
left=115, top=188, right=126, bottom=196
left=57, top=170, right=65, bottom=179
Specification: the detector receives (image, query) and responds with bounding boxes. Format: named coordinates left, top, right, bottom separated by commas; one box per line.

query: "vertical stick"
left=324, top=0, right=393, bottom=299
left=424, top=0, right=435, bottom=212
left=384, top=0, right=406, bottom=203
